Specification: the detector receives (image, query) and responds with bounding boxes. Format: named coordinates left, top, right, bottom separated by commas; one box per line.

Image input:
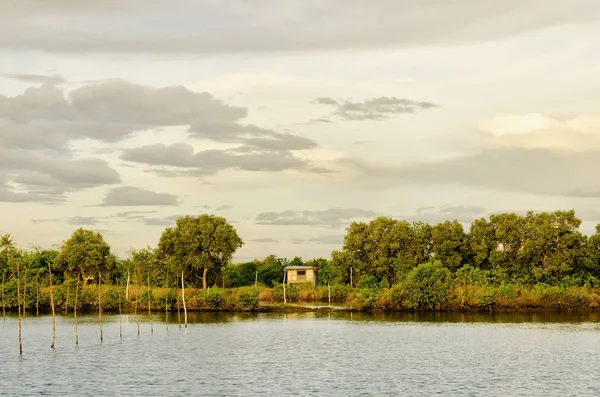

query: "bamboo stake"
left=181, top=271, right=187, bottom=328
left=118, top=280, right=122, bottom=338
left=148, top=271, right=153, bottom=334
left=98, top=272, right=103, bottom=342
left=74, top=278, right=79, bottom=345
left=282, top=271, right=287, bottom=304
left=48, top=264, right=56, bottom=349
left=17, top=259, right=22, bottom=355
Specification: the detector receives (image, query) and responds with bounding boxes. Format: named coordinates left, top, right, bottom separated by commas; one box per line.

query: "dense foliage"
left=2, top=209, right=600, bottom=313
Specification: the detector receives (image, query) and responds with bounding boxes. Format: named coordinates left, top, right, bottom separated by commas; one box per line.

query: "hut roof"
left=283, top=266, right=318, bottom=271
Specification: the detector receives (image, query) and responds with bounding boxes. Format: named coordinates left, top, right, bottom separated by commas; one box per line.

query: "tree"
left=157, top=215, right=243, bottom=290
left=157, top=214, right=243, bottom=327
left=55, top=228, right=112, bottom=343
left=431, top=220, right=468, bottom=272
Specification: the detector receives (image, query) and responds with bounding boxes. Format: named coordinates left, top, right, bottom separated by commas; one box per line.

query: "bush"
left=393, top=261, right=453, bottom=310
left=355, top=275, right=381, bottom=309
left=236, top=287, right=259, bottom=310
left=102, top=287, right=122, bottom=309
left=272, top=283, right=299, bottom=302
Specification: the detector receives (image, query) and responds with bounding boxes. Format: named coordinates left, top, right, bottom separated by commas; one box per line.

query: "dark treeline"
left=2, top=210, right=600, bottom=316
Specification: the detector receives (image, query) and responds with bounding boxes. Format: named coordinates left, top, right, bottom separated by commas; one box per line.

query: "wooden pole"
left=255, top=271, right=258, bottom=287
left=181, top=271, right=187, bottom=328
left=74, top=278, right=79, bottom=345
left=98, top=272, right=103, bottom=342
left=118, top=280, right=122, bottom=338
left=48, top=264, right=56, bottom=349
left=17, top=258, right=22, bottom=355
left=148, top=271, right=153, bottom=334
left=282, top=271, right=287, bottom=304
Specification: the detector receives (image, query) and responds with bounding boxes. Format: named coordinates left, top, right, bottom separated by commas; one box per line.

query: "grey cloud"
left=189, top=121, right=317, bottom=152
left=316, top=96, right=440, bottom=121
left=292, top=234, right=344, bottom=245
left=33, top=216, right=99, bottom=226
left=215, top=205, right=233, bottom=211
left=0, top=150, right=120, bottom=201
left=2, top=1, right=599, bottom=54
left=101, top=187, right=179, bottom=206
left=249, top=238, right=279, bottom=243
left=256, top=208, right=380, bottom=228
left=122, top=143, right=325, bottom=175
left=338, top=148, right=600, bottom=197
left=4, top=74, right=66, bottom=85
left=0, top=80, right=247, bottom=146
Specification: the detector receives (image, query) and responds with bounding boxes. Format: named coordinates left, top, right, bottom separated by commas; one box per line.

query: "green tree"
left=157, top=215, right=243, bottom=290
left=55, top=228, right=112, bottom=285
left=431, top=220, right=468, bottom=272
left=582, top=224, right=600, bottom=281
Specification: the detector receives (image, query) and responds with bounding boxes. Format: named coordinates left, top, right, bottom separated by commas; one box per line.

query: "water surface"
left=1, top=311, right=599, bottom=396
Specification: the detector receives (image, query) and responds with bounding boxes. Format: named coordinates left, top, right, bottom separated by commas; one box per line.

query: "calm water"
left=1, top=311, right=600, bottom=396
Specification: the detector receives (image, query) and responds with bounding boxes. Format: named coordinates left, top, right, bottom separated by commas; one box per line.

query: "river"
left=1, top=311, right=600, bottom=396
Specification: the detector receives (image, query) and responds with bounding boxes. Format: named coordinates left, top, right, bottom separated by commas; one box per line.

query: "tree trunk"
left=328, top=282, right=331, bottom=307
left=74, top=278, right=79, bottom=345
left=98, top=272, right=103, bottom=342
left=255, top=271, right=258, bottom=287
left=148, top=271, right=153, bottom=334
left=17, top=260, right=22, bottom=355
left=202, top=267, right=208, bottom=290
left=126, top=271, right=130, bottom=302
left=48, top=263, right=56, bottom=349
left=181, top=271, right=187, bottom=328
left=2, top=272, right=5, bottom=321
left=350, top=267, right=353, bottom=288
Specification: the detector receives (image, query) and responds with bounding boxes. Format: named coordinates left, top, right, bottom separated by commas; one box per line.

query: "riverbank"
left=3, top=282, right=600, bottom=314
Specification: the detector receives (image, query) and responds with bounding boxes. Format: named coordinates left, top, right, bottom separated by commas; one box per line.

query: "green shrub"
left=237, top=287, right=259, bottom=310
left=394, top=261, right=453, bottom=310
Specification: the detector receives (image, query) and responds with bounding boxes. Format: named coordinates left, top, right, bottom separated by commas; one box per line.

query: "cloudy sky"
left=2, top=0, right=600, bottom=261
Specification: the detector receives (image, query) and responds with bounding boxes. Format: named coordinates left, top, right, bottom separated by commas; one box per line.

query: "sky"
left=2, top=0, right=600, bottom=261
